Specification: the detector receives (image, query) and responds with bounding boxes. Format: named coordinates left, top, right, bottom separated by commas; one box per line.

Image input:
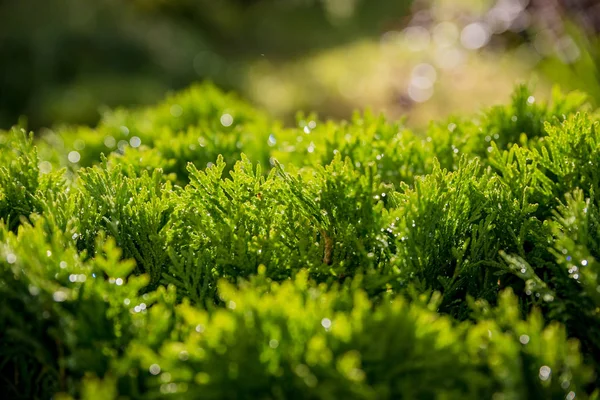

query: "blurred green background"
left=0, top=0, right=599, bottom=129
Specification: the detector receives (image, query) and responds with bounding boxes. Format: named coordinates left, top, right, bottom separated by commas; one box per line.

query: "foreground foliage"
left=1, top=83, right=600, bottom=399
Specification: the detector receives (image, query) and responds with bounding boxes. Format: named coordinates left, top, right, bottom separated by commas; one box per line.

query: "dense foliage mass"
left=1, top=83, right=600, bottom=399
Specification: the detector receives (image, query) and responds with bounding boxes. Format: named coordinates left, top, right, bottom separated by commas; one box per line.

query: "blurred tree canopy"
left=1, top=0, right=599, bottom=130
left=0, top=0, right=411, bottom=129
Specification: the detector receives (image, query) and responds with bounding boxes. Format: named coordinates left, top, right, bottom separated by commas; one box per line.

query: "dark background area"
left=0, top=0, right=598, bottom=130
left=0, top=0, right=411, bottom=129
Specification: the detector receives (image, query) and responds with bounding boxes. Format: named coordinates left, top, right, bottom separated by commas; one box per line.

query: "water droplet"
left=68, top=151, right=81, bottom=163
left=269, top=339, right=279, bottom=349
left=519, top=334, right=530, bottom=344
left=408, top=81, right=433, bottom=103
left=149, top=364, right=161, bottom=375
left=130, top=136, right=141, bottom=148
left=53, top=290, right=68, bottom=302
left=321, top=318, right=332, bottom=329
left=220, top=113, right=233, bottom=127
left=539, top=365, right=551, bottom=381
left=461, top=22, right=490, bottom=50
left=104, top=136, right=116, bottom=148
left=581, top=260, right=588, bottom=266
left=543, top=294, right=554, bottom=302
left=116, top=278, right=124, bottom=286
left=6, top=253, right=16, bottom=264
left=161, top=372, right=172, bottom=383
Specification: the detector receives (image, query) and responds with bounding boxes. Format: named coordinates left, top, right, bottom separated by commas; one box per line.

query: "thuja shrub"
left=1, top=84, right=600, bottom=399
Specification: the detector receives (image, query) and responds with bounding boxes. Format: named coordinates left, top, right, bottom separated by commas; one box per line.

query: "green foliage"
left=0, top=224, right=146, bottom=398
left=50, top=83, right=274, bottom=184
left=2, top=84, right=600, bottom=399
left=388, top=157, right=546, bottom=318
left=0, top=128, right=65, bottom=231
left=74, top=157, right=173, bottom=286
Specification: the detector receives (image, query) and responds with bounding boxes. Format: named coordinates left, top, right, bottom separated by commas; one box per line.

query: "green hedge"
left=1, top=83, right=600, bottom=399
